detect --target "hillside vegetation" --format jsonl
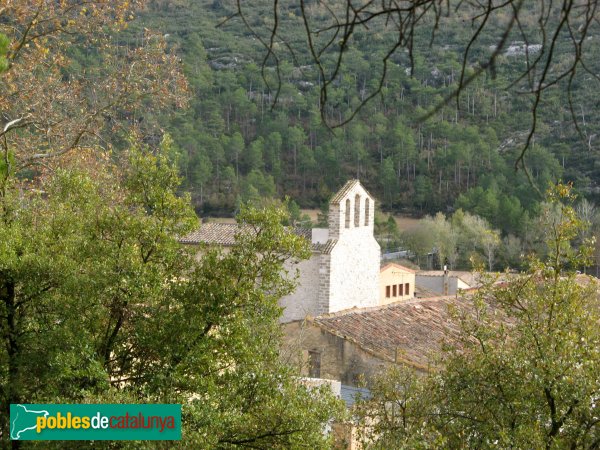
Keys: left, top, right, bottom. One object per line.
{"left": 70, "top": 0, "right": 599, "bottom": 271}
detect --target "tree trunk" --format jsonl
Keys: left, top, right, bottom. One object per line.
{"left": 3, "top": 278, "right": 22, "bottom": 448}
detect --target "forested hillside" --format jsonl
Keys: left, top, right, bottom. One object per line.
{"left": 113, "top": 1, "right": 599, "bottom": 237}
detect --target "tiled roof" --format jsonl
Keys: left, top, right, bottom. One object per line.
{"left": 180, "top": 222, "right": 318, "bottom": 249}
{"left": 312, "top": 296, "right": 484, "bottom": 371}
{"left": 312, "top": 275, "right": 598, "bottom": 371}
{"left": 381, "top": 262, "right": 416, "bottom": 274}
{"left": 179, "top": 223, "right": 241, "bottom": 245}
{"left": 315, "top": 239, "right": 338, "bottom": 254}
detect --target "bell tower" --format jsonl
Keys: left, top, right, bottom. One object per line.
{"left": 317, "top": 180, "right": 380, "bottom": 314}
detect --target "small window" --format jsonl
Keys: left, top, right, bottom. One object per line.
{"left": 365, "top": 198, "right": 370, "bottom": 225}
{"left": 386, "top": 286, "right": 391, "bottom": 298}
{"left": 308, "top": 350, "right": 321, "bottom": 378}
{"left": 392, "top": 285, "right": 397, "bottom": 297}
{"left": 354, "top": 194, "right": 361, "bottom": 227}
{"left": 399, "top": 284, "right": 403, "bottom": 296}
{"left": 345, "top": 198, "right": 351, "bottom": 228}
{"left": 405, "top": 283, "right": 409, "bottom": 296}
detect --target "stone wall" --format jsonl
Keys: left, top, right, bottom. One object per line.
{"left": 282, "top": 321, "right": 391, "bottom": 386}
{"left": 282, "top": 179, "right": 381, "bottom": 320}
{"left": 317, "top": 253, "right": 331, "bottom": 316}
{"left": 280, "top": 255, "right": 321, "bottom": 323}
{"left": 328, "top": 203, "right": 342, "bottom": 240}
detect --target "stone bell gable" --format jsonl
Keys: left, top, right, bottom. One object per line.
{"left": 317, "top": 180, "right": 380, "bottom": 315}
{"left": 181, "top": 179, "right": 381, "bottom": 323}
{"left": 327, "top": 179, "right": 376, "bottom": 239}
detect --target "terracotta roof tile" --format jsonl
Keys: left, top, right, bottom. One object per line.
{"left": 317, "top": 239, "right": 338, "bottom": 254}
{"left": 179, "top": 223, "right": 241, "bottom": 245}
{"left": 180, "top": 223, "right": 317, "bottom": 249}
{"left": 312, "top": 296, "right": 489, "bottom": 370}
{"left": 381, "top": 262, "right": 416, "bottom": 274}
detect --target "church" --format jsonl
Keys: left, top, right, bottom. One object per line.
{"left": 280, "top": 179, "right": 380, "bottom": 322}
{"left": 181, "top": 180, "right": 381, "bottom": 323}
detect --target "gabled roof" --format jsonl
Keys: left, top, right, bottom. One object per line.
{"left": 380, "top": 262, "right": 416, "bottom": 274}
{"left": 179, "top": 223, "right": 241, "bottom": 245}
{"left": 180, "top": 222, "right": 318, "bottom": 250}
{"left": 309, "top": 275, "right": 599, "bottom": 371}
{"left": 311, "top": 296, "right": 488, "bottom": 371}
{"left": 330, "top": 179, "right": 374, "bottom": 204}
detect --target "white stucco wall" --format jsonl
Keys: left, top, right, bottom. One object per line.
{"left": 380, "top": 266, "right": 415, "bottom": 304}
{"left": 327, "top": 227, "right": 380, "bottom": 313}
{"left": 321, "top": 181, "right": 381, "bottom": 313}
{"left": 311, "top": 228, "right": 329, "bottom": 244}
{"left": 282, "top": 180, "right": 381, "bottom": 320}
{"left": 279, "top": 255, "right": 321, "bottom": 323}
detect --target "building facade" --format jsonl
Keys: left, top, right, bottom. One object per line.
{"left": 181, "top": 180, "right": 381, "bottom": 323}
{"left": 379, "top": 263, "right": 415, "bottom": 305}
{"left": 282, "top": 180, "right": 381, "bottom": 321}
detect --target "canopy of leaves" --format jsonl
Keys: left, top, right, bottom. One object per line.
{"left": 355, "top": 184, "right": 600, "bottom": 449}
{"left": 0, "top": 138, "right": 344, "bottom": 448}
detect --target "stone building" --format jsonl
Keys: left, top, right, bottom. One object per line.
{"left": 281, "top": 179, "right": 381, "bottom": 322}
{"left": 282, "top": 295, "right": 466, "bottom": 385}
{"left": 181, "top": 180, "right": 381, "bottom": 322}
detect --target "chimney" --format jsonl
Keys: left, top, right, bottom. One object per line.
{"left": 443, "top": 265, "right": 449, "bottom": 295}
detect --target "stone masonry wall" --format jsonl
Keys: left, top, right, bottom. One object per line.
{"left": 328, "top": 203, "right": 341, "bottom": 240}
{"left": 282, "top": 321, "right": 391, "bottom": 386}
{"left": 316, "top": 253, "right": 331, "bottom": 317}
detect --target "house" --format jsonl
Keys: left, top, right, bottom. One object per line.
{"left": 380, "top": 263, "right": 415, "bottom": 304}
{"left": 181, "top": 180, "right": 381, "bottom": 323}
{"left": 282, "top": 295, "right": 476, "bottom": 386}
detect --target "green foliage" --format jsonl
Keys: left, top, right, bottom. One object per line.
{"left": 403, "top": 210, "right": 501, "bottom": 270}
{"left": 122, "top": 0, "right": 599, "bottom": 233}
{"left": 355, "top": 184, "right": 600, "bottom": 448}
{"left": 0, "top": 33, "right": 8, "bottom": 74}
{"left": 0, "top": 138, "right": 343, "bottom": 447}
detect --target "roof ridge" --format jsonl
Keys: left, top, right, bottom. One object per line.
{"left": 329, "top": 179, "right": 377, "bottom": 204}
{"left": 381, "top": 262, "right": 417, "bottom": 273}
{"left": 314, "top": 295, "right": 456, "bottom": 319}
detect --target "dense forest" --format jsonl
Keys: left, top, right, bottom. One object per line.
{"left": 106, "top": 1, "right": 600, "bottom": 231}
{"left": 59, "top": 0, "right": 591, "bottom": 271}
